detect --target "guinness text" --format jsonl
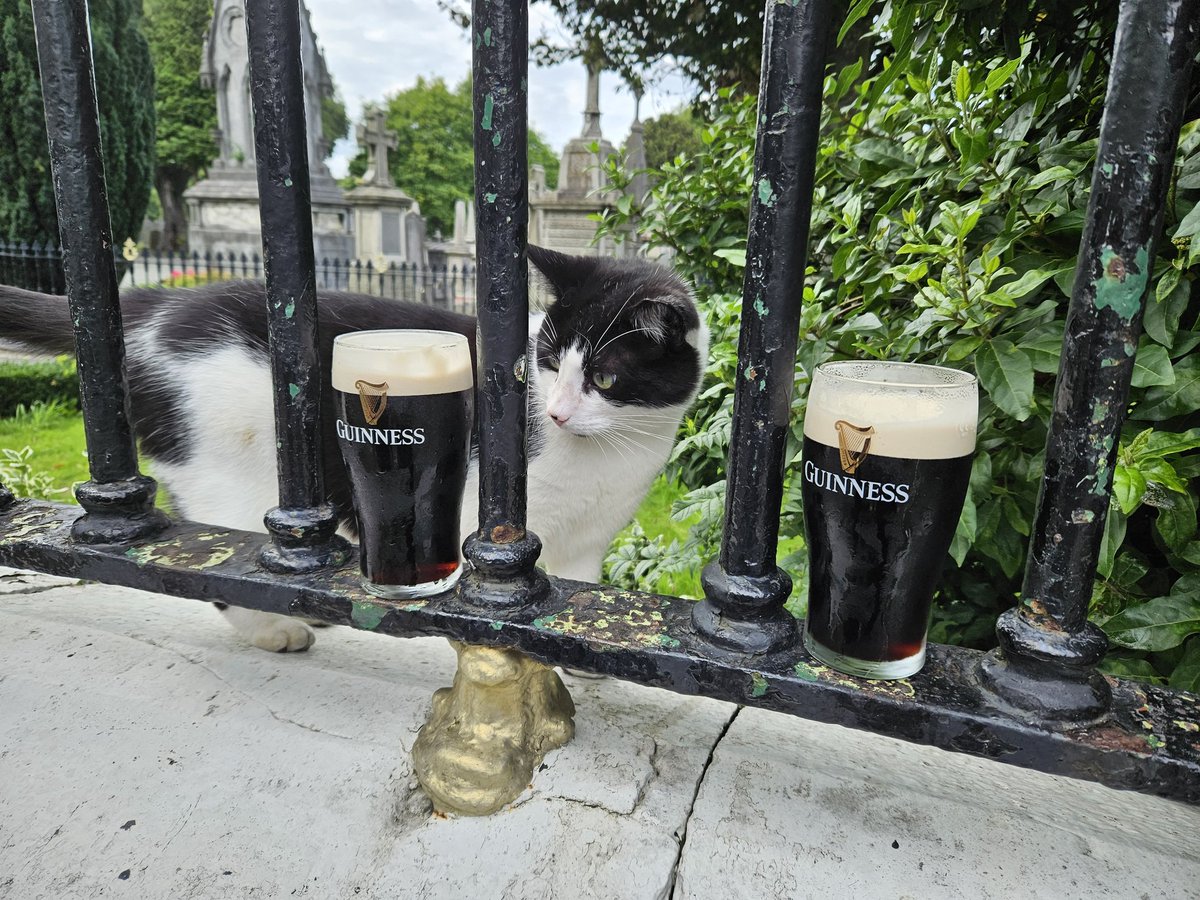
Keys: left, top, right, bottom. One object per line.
{"left": 336, "top": 419, "right": 426, "bottom": 446}
{"left": 804, "top": 459, "right": 910, "bottom": 503}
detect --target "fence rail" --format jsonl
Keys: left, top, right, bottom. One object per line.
{"left": 0, "top": 239, "right": 476, "bottom": 314}
{"left": 2, "top": 0, "right": 1198, "bottom": 816}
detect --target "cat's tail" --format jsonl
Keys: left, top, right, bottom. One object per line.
{"left": 0, "top": 285, "right": 79, "bottom": 355}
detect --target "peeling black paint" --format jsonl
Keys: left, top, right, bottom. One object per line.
{"left": 1, "top": 497, "right": 1197, "bottom": 804}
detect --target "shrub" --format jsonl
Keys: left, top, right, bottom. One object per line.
{"left": 600, "top": 11, "right": 1200, "bottom": 689}
{"left": 0, "top": 357, "right": 79, "bottom": 418}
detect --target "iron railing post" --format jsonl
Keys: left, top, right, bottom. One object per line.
{"left": 29, "top": 0, "right": 168, "bottom": 543}
{"left": 244, "top": 0, "right": 350, "bottom": 573}
{"left": 980, "top": 0, "right": 1200, "bottom": 722}
{"left": 692, "top": 0, "right": 832, "bottom": 655}
{"left": 459, "top": 0, "right": 548, "bottom": 607}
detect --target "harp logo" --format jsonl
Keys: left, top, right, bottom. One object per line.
{"left": 834, "top": 420, "right": 875, "bottom": 475}
{"left": 356, "top": 379, "right": 388, "bottom": 426}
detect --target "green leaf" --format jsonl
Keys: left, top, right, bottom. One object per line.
{"left": 713, "top": 248, "right": 746, "bottom": 267}
{"left": 983, "top": 58, "right": 1023, "bottom": 95}
{"left": 1019, "top": 333, "right": 1063, "bottom": 374}
{"left": 944, "top": 336, "right": 983, "bottom": 362}
{"left": 1134, "top": 355, "right": 1200, "bottom": 420}
{"left": 975, "top": 339, "right": 1034, "bottom": 421}
{"left": 1130, "top": 342, "right": 1175, "bottom": 388}
{"left": 990, "top": 268, "right": 1056, "bottom": 303}
{"left": 1143, "top": 276, "right": 1189, "bottom": 347}
{"left": 838, "top": 0, "right": 875, "bottom": 44}
{"left": 1169, "top": 637, "right": 1200, "bottom": 691}
{"left": 1098, "top": 507, "right": 1126, "bottom": 579}
{"left": 1173, "top": 201, "right": 1200, "bottom": 240}
{"left": 1140, "top": 458, "right": 1189, "bottom": 494}
{"left": 1157, "top": 489, "right": 1197, "bottom": 551}
{"left": 1103, "top": 593, "right": 1200, "bottom": 651}
{"left": 1098, "top": 652, "right": 1165, "bottom": 685}
{"left": 1026, "top": 166, "right": 1076, "bottom": 189}
{"left": 1112, "top": 465, "right": 1146, "bottom": 515}
{"left": 955, "top": 66, "right": 971, "bottom": 104}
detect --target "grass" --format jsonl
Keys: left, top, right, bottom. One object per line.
{"left": 0, "top": 402, "right": 89, "bottom": 498}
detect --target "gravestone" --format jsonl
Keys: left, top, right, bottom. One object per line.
{"left": 344, "top": 107, "right": 426, "bottom": 268}
{"left": 185, "top": 0, "right": 353, "bottom": 262}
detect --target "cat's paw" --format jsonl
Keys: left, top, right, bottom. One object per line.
{"left": 218, "top": 606, "right": 316, "bottom": 652}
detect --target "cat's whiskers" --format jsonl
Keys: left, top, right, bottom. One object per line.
{"left": 613, "top": 424, "right": 674, "bottom": 444}
{"left": 595, "top": 326, "right": 651, "bottom": 356}
{"left": 603, "top": 428, "right": 652, "bottom": 458}
{"left": 591, "top": 286, "right": 640, "bottom": 351}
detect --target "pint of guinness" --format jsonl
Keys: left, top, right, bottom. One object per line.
{"left": 332, "top": 330, "right": 473, "bottom": 599}
{"left": 801, "top": 361, "right": 977, "bottom": 679}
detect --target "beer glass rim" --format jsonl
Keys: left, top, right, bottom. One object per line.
{"left": 333, "top": 329, "right": 469, "bottom": 353}
{"left": 815, "top": 360, "right": 976, "bottom": 390}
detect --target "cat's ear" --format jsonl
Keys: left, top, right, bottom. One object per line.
{"left": 630, "top": 290, "right": 699, "bottom": 345}
{"left": 528, "top": 245, "right": 599, "bottom": 299}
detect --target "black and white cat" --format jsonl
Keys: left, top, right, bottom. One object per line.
{"left": 0, "top": 246, "right": 707, "bottom": 650}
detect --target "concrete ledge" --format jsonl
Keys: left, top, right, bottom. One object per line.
{"left": 1, "top": 577, "right": 1197, "bottom": 899}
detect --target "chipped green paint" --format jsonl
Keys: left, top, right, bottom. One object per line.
{"left": 485, "top": 192, "right": 498, "bottom": 204}
{"left": 753, "top": 294, "right": 767, "bottom": 317}
{"left": 481, "top": 95, "right": 495, "bottom": 131}
{"left": 1091, "top": 401, "right": 1109, "bottom": 424}
{"left": 757, "top": 178, "right": 777, "bottom": 207}
{"left": 490, "top": 621, "right": 504, "bottom": 631}
{"left": 401, "top": 600, "right": 428, "bottom": 612}
{"left": 793, "top": 661, "right": 820, "bottom": 682}
{"left": 123, "top": 539, "right": 235, "bottom": 571}
{"left": 1071, "top": 509, "right": 1096, "bottom": 524}
{"left": 743, "top": 364, "right": 758, "bottom": 382}
{"left": 283, "top": 176, "right": 293, "bottom": 188}
{"left": 532, "top": 613, "right": 562, "bottom": 630}
{"left": 1101, "top": 162, "right": 1114, "bottom": 176}
{"left": 1093, "top": 245, "right": 1150, "bottom": 320}
{"left": 751, "top": 672, "right": 769, "bottom": 698}
{"left": 351, "top": 602, "right": 387, "bottom": 630}
{"left": 1100, "top": 357, "right": 1121, "bottom": 368}
{"left": 284, "top": 300, "right": 295, "bottom": 319}
{"left": 1147, "top": 733, "right": 1166, "bottom": 750}
{"left": 492, "top": 132, "right": 501, "bottom": 148}
{"left": 483, "top": 26, "right": 492, "bottom": 46}
{"left": 288, "top": 383, "right": 300, "bottom": 399}
{"left": 1175, "top": 719, "right": 1199, "bottom": 732}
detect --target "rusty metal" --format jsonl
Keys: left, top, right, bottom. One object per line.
{"left": 980, "top": 0, "right": 1200, "bottom": 723}
{"left": 693, "top": 0, "right": 832, "bottom": 656}
{"left": 1, "top": 496, "right": 1197, "bottom": 804}
{"left": 243, "top": 0, "right": 349, "bottom": 573}
{"left": 29, "top": 0, "right": 168, "bottom": 545}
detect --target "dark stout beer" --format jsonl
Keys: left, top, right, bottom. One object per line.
{"left": 332, "top": 330, "right": 473, "bottom": 598}
{"left": 801, "top": 362, "right": 977, "bottom": 679}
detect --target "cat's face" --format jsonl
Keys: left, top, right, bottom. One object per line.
{"left": 529, "top": 247, "right": 706, "bottom": 441}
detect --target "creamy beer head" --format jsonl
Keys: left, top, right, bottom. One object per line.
{"left": 803, "top": 361, "right": 977, "bottom": 460}
{"left": 332, "top": 329, "right": 472, "bottom": 396}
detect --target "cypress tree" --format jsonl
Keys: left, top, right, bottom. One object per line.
{"left": 0, "top": 0, "right": 156, "bottom": 248}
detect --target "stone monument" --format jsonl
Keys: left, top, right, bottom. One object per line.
{"left": 528, "top": 62, "right": 635, "bottom": 257}
{"left": 344, "top": 108, "right": 426, "bottom": 267}
{"left": 185, "top": 0, "right": 353, "bottom": 261}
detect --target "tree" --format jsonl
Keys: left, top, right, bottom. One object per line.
{"left": 640, "top": 107, "right": 703, "bottom": 171}
{"left": 349, "top": 74, "right": 560, "bottom": 237}
{"left": 0, "top": 0, "right": 156, "bottom": 248}
{"left": 144, "top": 0, "right": 217, "bottom": 249}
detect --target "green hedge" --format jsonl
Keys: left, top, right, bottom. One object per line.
{"left": 0, "top": 358, "right": 79, "bottom": 418}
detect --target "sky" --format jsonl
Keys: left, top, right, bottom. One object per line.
{"left": 303, "top": 0, "right": 695, "bottom": 178}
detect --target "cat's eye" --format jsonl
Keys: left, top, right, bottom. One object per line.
{"left": 592, "top": 372, "right": 616, "bottom": 390}
{"left": 546, "top": 357, "right": 560, "bottom": 371}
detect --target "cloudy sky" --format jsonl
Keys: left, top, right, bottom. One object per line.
{"left": 304, "top": 0, "right": 695, "bottom": 178}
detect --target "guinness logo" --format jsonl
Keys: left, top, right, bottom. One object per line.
{"left": 356, "top": 379, "right": 389, "bottom": 426}
{"left": 835, "top": 420, "right": 875, "bottom": 474}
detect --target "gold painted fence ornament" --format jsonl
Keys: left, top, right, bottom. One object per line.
{"left": 413, "top": 641, "right": 575, "bottom": 816}
{"left": 121, "top": 238, "right": 139, "bottom": 261}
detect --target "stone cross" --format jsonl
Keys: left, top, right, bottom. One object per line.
{"left": 357, "top": 107, "right": 397, "bottom": 187}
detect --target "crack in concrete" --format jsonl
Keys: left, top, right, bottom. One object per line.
{"left": 666, "top": 705, "right": 741, "bottom": 900}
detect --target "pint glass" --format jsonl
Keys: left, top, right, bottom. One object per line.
{"left": 801, "top": 361, "right": 977, "bottom": 679}
{"left": 332, "top": 330, "right": 473, "bottom": 599}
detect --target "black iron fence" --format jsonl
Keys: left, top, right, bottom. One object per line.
{"left": 0, "top": 238, "right": 476, "bottom": 314}
{"left": 1, "top": 0, "right": 1198, "bottom": 810}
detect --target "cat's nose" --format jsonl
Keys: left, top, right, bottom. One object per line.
{"left": 549, "top": 412, "right": 570, "bottom": 427}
